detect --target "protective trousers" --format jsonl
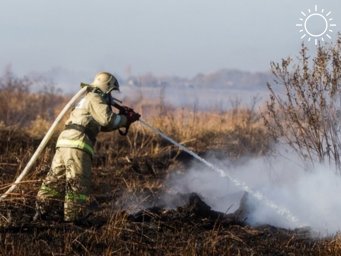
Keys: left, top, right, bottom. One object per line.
{"left": 36, "top": 147, "right": 92, "bottom": 222}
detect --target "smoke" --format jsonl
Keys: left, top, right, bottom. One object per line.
{"left": 163, "top": 150, "right": 341, "bottom": 236}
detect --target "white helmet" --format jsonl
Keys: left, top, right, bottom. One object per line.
{"left": 91, "top": 72, "right": 119, "bottom": 93}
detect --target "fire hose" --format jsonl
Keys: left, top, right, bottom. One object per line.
{"left": 0, "top": 88, "right": 304, "bottom": 227}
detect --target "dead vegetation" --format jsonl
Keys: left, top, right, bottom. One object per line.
{"left": 264, "top": 35, "right": 341, "bottom": 172}
{"left": 1, "top": 66, "right": 341, "bottom": 255}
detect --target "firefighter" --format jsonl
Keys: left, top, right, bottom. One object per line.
{"left": 34, "top": 71, "right": 140, "bottom": 224}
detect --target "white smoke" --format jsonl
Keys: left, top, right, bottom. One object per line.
{"left": 164, "top": 149, "right": 341, "bottom": 236}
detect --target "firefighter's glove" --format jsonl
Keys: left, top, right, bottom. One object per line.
{"left": 125, "top": 109, "right": 141, "bottom": 125}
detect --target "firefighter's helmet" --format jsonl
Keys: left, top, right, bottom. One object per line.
{"left": 91, "top": 72, "right": 119, "bottom": 93}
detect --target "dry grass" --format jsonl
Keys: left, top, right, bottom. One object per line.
{"left": 2, "top": 73, "right": 340, "bottom": 255}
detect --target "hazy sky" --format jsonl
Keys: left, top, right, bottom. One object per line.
{"left": 0, "top": 0, "right": 340, "bottom": 81}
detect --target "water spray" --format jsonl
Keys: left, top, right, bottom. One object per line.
{"left": 139, "top": 118, "right": 305, "bottom": 228}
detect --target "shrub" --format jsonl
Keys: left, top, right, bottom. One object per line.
{"left": 264, "top": 34, "right": 341, "bottom": 171}
{"left": 0, "top": 68, "right": 65, "bottom": 131}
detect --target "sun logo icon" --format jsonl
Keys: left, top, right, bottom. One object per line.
{"left": 296, "top": 5, "right": 336, "bottom": 45}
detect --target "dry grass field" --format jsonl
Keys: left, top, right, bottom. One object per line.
{"left": 1, "top": 77, "right": 341, "bottom": 255}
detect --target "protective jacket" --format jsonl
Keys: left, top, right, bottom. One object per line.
{"left": 56, "top": 90, "right": 126, "bottom": 155}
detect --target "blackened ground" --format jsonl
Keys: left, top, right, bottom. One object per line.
{"left": 0, "top": 193, "right": 328, "bottom": 255}
{"left": 1, "top": 129, "right": 341, "bottom": 255}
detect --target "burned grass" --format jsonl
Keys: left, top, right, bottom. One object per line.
{"left": 0, "top": 192, "right": 337, "bottom": 255}
{"left": 1, "top": 102, "right": 341, "bottom": 256}
{"left": 1, "top": 128, "right": 341, "bottom": 255}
